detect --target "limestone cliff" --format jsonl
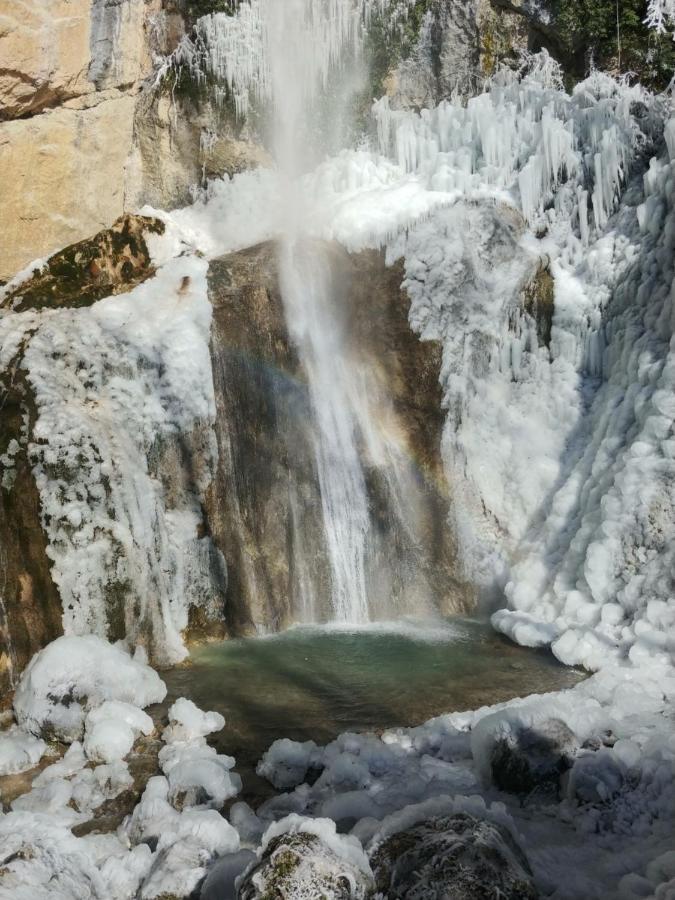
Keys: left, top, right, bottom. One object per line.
{"left": 0, "top": 0, "right": 265, "bottom": 282}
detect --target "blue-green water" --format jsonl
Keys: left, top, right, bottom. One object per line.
{"left": 164, "top": 618, "right": 583, "bottom": 801}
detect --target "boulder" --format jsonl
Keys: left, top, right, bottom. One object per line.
{"left": 370, "top": 812, "right": 538, "bottom": 899}
{"left": 489, "top": 717, "right": 579, "bottom": 797}
{"left": 239, "top": 825, "right": 373, "bottom": 900}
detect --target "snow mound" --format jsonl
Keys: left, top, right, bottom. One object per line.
{"left": 163, "top": 697, "right": 225, "bottom": 743}
{"left": 84, "top": 701, "right": 154, "bottom": 764}
{"left": 0, "top": 726, "right": 46, "bottom": 776}
{"left": 157, "top": 697, "right": 240, "bottom": 811}
{"left": 13, "top": 636, "right": 166, "bottom": 742}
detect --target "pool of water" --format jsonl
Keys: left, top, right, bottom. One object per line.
{"left": 163, "top": 617, "right": 584, "bottom": 803}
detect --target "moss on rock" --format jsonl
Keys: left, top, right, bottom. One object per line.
{"left": 1, "top": 215, "right": 165, "bottom": 313}
{"left": 522, "top": 259, "right": 555, "bottom": 349}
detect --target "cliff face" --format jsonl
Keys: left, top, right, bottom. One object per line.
{"left": 0, "top": 0, "right": 265, "bottom": 283}
{"left": 0, "top": 0, "right": 160, "bottom": 281}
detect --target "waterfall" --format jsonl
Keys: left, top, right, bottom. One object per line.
{"left": 279, "top": 245, "right": 370, "bottom": 623}
{"left": 264, "top": 0, "right": 376, "bottom": 622}
{"left": 173, "top": 0, "right": 462, "bottom": 625}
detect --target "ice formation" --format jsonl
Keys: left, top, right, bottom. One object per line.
{"left": 160, "top": 0, "right": 415, "bottom": 120}
{"left": 157, "top": 698, "right": 241, "bottom": 811}
{"left": 143, "top": 49, "right": 675, "bottom": 657}
{"left": 0, "top": 255, "right": 220, "bottom": 664}
{"left": 0, "top": 726, "right": 46, "bottom": 777}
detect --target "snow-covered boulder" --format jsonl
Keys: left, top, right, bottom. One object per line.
{"left": 472, "top": 712, "right": 580, "bottom": 796}
{"left": 239, "top": 815, "right": 373, "bottom": 900}
{"left": 83, "top": 701, "right": 154, "bottom": 764}
{"left": 0, "top": 810, "right": 106, "bottom": 898}
{"left": 139, "top": 809, "right": 240, "bottom": 900}
{"left": 159, "top": 697, "right": 240, "bottom": 812}
{"left": 563, "top": 749, "right": 627, "bottom": 805}
{"left": 162, "top": 698, "right": 225, "bottom": 744}
{"left": 13, "top": 636, "right": 166, "bottom": 742}
{"left": 256, "top": 738, "right": 321, "bottom": 790}
{"left": 368, "top": 811, "right": 538, "bottom": 900}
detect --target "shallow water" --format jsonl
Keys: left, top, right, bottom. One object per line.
{"left": 163, "top": 617, "right": 584, "bottom": 804}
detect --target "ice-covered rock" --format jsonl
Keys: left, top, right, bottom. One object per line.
{"left": 159, "top": 697, "right": 240, "bottom": 811}
{"left": 563, "top": 749, "right": 627, "bottom": 805}
{"left": 257, "top": 738, "right": 321, "bottom": 790}
{"left": 369, "top": 811, "right": 538, "bottom": 900}
{"left": 0, "top": 810, "right": 106, "bottom": 899}
{"left": 163, "top": 698, "right": 225, "bottom": 744}
{"left": 164, "top": 745, "right": 242, "bottom": 811}
{"left": 239, "top": 815, "right": 373, "bottom": 900}
{"left": 11, "top": 740, "right": 134, "bottom": 828}
{"left": 139, "top": 809, "right": 240, "bottom": 900}
{"left": 13, "top": 636, "right": 166, "bottom": 742}
{"left": 485, "top": 717, "right": 580, "bottom": 796}
{"left": 84, "top": 701, "right": 154, "bottom": 764}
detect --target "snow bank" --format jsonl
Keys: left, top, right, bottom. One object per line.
{"left": 13, "top": 636, "right": 166, "bottom": 742}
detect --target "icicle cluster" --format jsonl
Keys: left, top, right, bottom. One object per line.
{"left": 157, "top": 0, "right": 415, "bottom": 118}
{"left": 374, "top": 56, "right": 660, "bottom": 239}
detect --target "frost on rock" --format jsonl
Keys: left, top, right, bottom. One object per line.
{"left": 374, "top": 64, "right": 674, "bottom": 671}
{"left": 369, "top": 811, "right": 537, "bottom": 900}
{"left": 257, "top": 738, "right": 321, "bottom": 790}
{"left": 13, "top": 635, "right": 166, "bottom": 742}
{"left": 0, "top": 254, "right": 221, "bottom": 664}
{"left": 239, "top": 815, "right": 374, "bottom": 900}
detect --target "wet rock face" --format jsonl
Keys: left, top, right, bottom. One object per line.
{"left": 206, "top": 243, "right": 332, "bottom": 632}
{"left": 239, "top": 832, "right": 373, "bottom": 900}
{"left": 0, "top": 363, "right": 62, "bottom": 704}
{"left": 491, "top": 718, "right": 580, "bottom": 797}
{"left": 206, "top": 241, "right": 470, "bottom": 633}
{"left": 370, "top": 813, "right": 539, "bottom": 900}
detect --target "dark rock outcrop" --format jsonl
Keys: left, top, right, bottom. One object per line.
{"left": 0, "top": 360, "right": 62, "bottom": 704}
{"left": 491, "top": 718, "right": 580, "bottom": 796}
{"left": 370, "top": 812, "right": 539, "bottom": 899}
{"left": 205, "top": 241, "right": 470, "bottom": 633}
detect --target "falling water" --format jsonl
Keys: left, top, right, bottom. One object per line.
{"left": 264, "top": 0, "right": 377, "bottom": 623}
{"left": 278, "top": 245, "right": 370, "bottom": 623}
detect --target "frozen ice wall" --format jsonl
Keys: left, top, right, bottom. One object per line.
{"left": 375, "top": 59, "right": 674, "bottom": 669}
{"left": 0, "top": 257, "right": 224, "bottom": 664}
